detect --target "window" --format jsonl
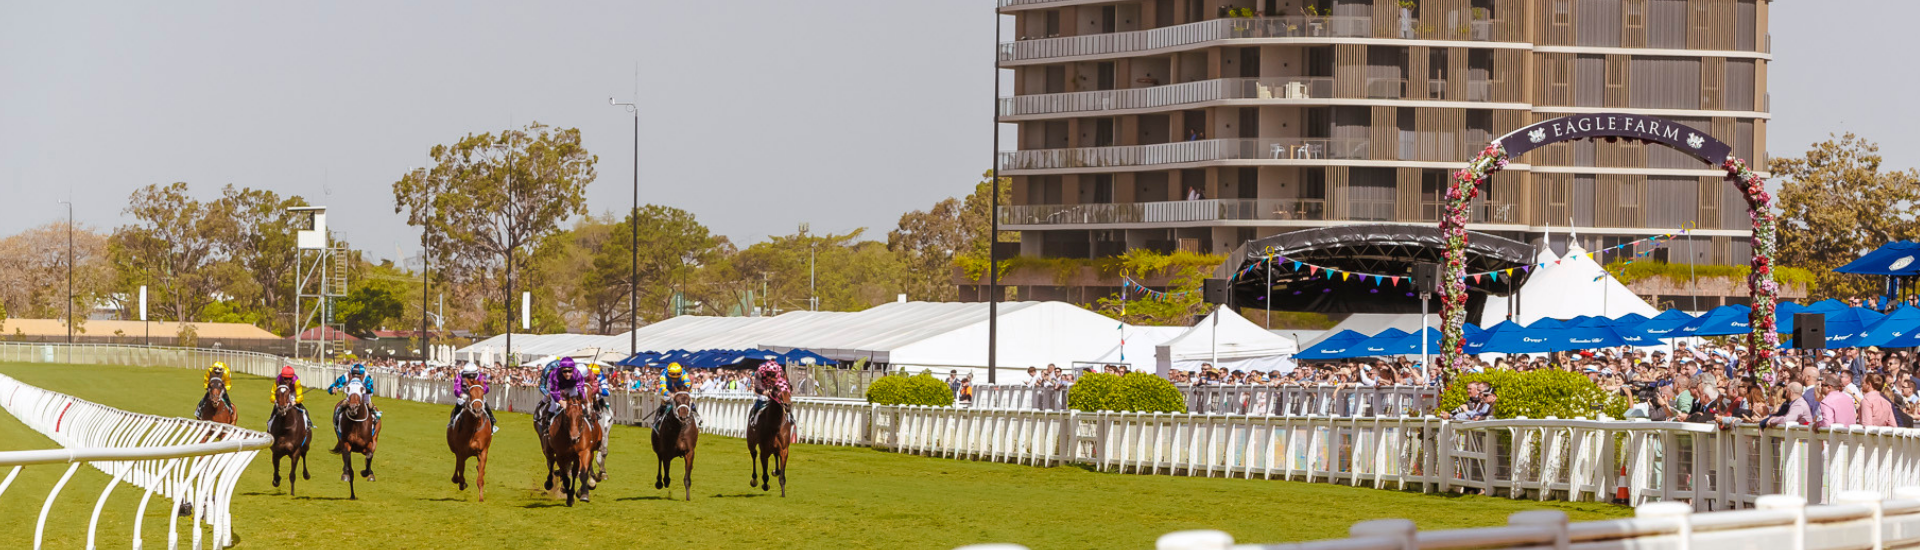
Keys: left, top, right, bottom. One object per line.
{"left": 1465, "top": 110, "right": 1493, "bottom": 147}
{"left": 1468, "top": 50, "right": 1492, "bottom": 101}
{"left": 1397, "top": 107, "right": 1416, "bottom": 160}
{"left": 1645, "top": 176, "right": 1698, "bottom": 228}
{"left": 1575, "top": 0, "right": 1622, "bottom": 47}
{"left": 1647, "top": 0, "right": 1687, "bottom": 48}
{"left": 1629, "top": 56, "right": 1700, "bottom": 109}
{"left": 1736, "top": 0, "right": 1758, "bottom": 51}
{"left": 1348, "top": 168, "right": 1396, "bottom": 221}
{"left": 1726, "top": 60, "right": 1756, "bottom": 111}
{"left": 1573, "top": 55, "right": 1604, "bottom": 107}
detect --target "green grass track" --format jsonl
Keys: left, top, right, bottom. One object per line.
{"left": 0, "top": 363, "right": 1628, "bottom": 549}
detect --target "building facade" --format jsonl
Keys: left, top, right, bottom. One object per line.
{"left": 989, "top": 0, "right": 1770, "bottom": 304}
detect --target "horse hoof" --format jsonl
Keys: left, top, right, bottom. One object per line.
{"left": 341, "top": 474, "right": 350, "bottom": 482}
{"left": 273, "top": 477, "right": 281, "bottom": 488}
{"left": 762, "top": 484, "right": 770, "bottom": 492}
{"left": 545, "top": 480, "right": 555, "bottom": 490}
{"left": 655, "top": 481, "right": 664, "bottom": 490}
{"left": 302, "top": 471, "right": 311, "bottom": 481}
{"left": 459, "top": 481, "right": 468, "bottom": 491}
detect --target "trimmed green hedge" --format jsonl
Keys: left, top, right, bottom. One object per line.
{"left": 1436, "top": 370, "right": 1627, "bottom": 420}
{"left": 866, "top": 373, "right": 955, "bottom": 407}
{"left": 1070, "top": 372, "right": 1186, "bottom": 413}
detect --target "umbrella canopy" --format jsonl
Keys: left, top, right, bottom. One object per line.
{"left": 1834, "top": 241, "right": 1920, "bottom": 276}
{"left": 1295, "top": 329, "right": 1373, "bottom": 360}
{"left": 1676, "top": 305, "right": 1752, "bottom": 337}
{"left": 1373, "top": 325, "right": 1485, "bottom": 356}
{"left": 1804, "top": 299, "right": 1850, "bottom": 313}
{"left": 1822, "top": 307, "right": 1889, "bottom": 348}
{"left": 779, "top": 348, "right": 839, "bottom": 366}
{"left": 1526, "top": 318, "right": 1568, "bottom": 331}
{"left": 1611, "top": 313, "right": 1651, "bottom": 327}
{"left": 1345, "top": 328, "right": 1411, "bottom": 358}
{"left": 1853, "top": 305, "right": 1920, "bottom": 348}
{"left": 1635, "top": 309, "right": 1698, "bottom": 336}
{"left": 1552, "top": 316, "right": 1662, "bottom": 351}
{"left": 1469, "top": 320, "right": 1557, "bottom": 354}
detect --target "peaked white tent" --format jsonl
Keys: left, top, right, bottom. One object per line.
{"left": 1084, "top": 326, "right": 1186, "bottom": 373}
{"left": 1480, "top": 242, "right": 1657, "bottom": 326}
{"left": 1155, "top": 306, "right": 1299, "bottom": 373}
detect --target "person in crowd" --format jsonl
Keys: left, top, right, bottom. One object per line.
{"left": 1821, "top": 372, "right": 1859, "bottom": 426}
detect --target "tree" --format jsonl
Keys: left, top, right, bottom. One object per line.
{"left": 113, "top": 183, "right": 224, "bottom": 322}
{"left": 0, "top": 222, "right": 113, "bottom": 325}
{"left": 1095, "top": 266, "right": 1209, "bottom": 326}
{"left": 891, "top": 170, "right": 1017, "bottom": 300}
{"left": 335, "top": 286, "right": 405, "bottom": 337}
{"left": 736, "top": 228, "right": 905, "bottom": 314}
{"left": 1772, "top": 134, "right": 1920, "bottom": 299}
{"left": 392, "top": 123, "right": 597, "bottom": 335}
{"left": 587, "top": 206, "right": 728, "bottom": 325}
{"left": 204, "top": 185, "right": 309, "bottom": 333}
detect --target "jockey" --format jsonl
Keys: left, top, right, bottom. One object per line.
{"left": 448, "top": 363, "right": 499, "bottom": 431}
{"left": 327, "top": 364, "right": 381, "bottom": 438}
{"left": 197, "top": 361, "right": 234, "bottom": 415}
{"left": 587, "top": 363, "right": 612, "bottom": 404}
{"left": 653, "top": 362, "right": 694, "bottom": 425}
{"left": 748, "top": 361, "right": 792, "bottom": 423}
{"left": 535, "top": 357, "right": 584, "bottom": 432}
{"left": 266, "top": 365, "right": 311, "bottom": 428}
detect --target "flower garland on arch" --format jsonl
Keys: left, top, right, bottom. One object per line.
{"left": 1725, "top": 157, "right": 1780, "bottom": 371}
{"left": 1438, "top": 143, "right": 1509, "bottom": 372}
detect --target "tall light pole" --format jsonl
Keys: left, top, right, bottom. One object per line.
{"left": 987, "top": 7, "right": 1002, "bottom": 384}
{"left": 60, "top": 201, "right": 73, "bottom": 351}
{"left": 494, "top": 137, "right": 516, "bottom": 366}
{"left": 416, "top": 167, "right": 432, "bottom": 364}
{"left": 610, "top": 97, "right": 639, "bottom": 357}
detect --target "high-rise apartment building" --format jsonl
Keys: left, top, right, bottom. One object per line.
{"left": 990, "top": 0, "right": 1769, "bottom": 304}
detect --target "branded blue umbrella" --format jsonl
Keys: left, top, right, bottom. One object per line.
{"left": 1344, "top": 328, "right": 1412, "bottom": 358}
{"left": 1296, "top": 329, "right": 1372, "bottom": 360}
{"left": 1611, "top": 312, "right": 1651, "bottom": 327}
{"left": 1821, "top": 307, "right": 1888, "bottom": 348}
{"left": 1371, "top": 325, "right": 1486, "bottom": 356}
{"left": 1853, "top": 305, "right": 1920, "bottom": 348}
{"left": 1552, "top": 316, "right": 1663, "bottom": 351}
{"left": 1675, "top": 304, "right": 1752, "bottom": 337}
{"left": 1526, "top": 318, "right": 1568, "bottom": 331}
{"left": 1805, "top": 299, "right": 1850, "bottom": 313}
{"left": 1470, "top": 320, "right": 1557, "bottom": 354}
{"left": 779, "top": 348, "right": 839, "bottom": 366}
{"left": 1634, "top": 309, "right": 1697, "bottom": 336}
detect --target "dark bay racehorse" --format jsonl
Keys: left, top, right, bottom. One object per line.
{"left": 589, "top": 396, "right": 614, "bottom": 489}
{"left": 268, "top": 384, "right": 311, "bottom": 496}
{"left": 331, "top": 391, "right": 380, "bottom": 499}
{"left": 448, "top": 382, "right": 494, "bottom": 502}
{"left": 544, "top": 397, "right": 597, "bottom": 506}
{"left": 652, "top": 391, "right": 699, "bottom": 501}
{"left": 197, "top": 376, "right": 237, "bottom": 425}
{"left": 746, "top": 391, "right": 793, "bottom": 497}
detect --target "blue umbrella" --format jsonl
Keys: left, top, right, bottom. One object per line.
{"left": 1470, "top": 320, "right": 1557, "bottom": 354}
{"left": 1371, "top": 325, "right": 1486, "bottom": 356}
{"left": 1805, "top": 299, "right": 1850, "bottom": 313}
{"left": 1823, "top": 307, "right": 1888, "bottom": 348}
{"left": 1853, "top": 305, "right": 1920, "bottom": 348}
{"left": 1611, "top": 312, "right": 1651, "bottom": 327}
{"left": 1553, "top": 316, "right": 1663, "bottom": 351}
{"left": 1676, "top": 305, "right": 1752, "bottom": 337}
{"left": 1526, "top": 318, "right": 1568, "bottom": 331}
{"left": 1295, "top": 330, "right": 1372, "bottom": 360}
{"left": 1773, "top": 301, "right": 1814, "bottom": 333}
{"left": 779, "top": 348, "right": 838, "bottom": 366}
{"left": 1635, "top": 309, "right": 1697, "bottom": 336}
{"left": 1344, "top": 328, "right": 1411, "bottom": 358}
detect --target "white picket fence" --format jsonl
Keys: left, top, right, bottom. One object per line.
{"left": 0, "top": 373, "right": 268, "bottom": 549}
{"left": 969, "top": 384, "right": 1439, "bottom": 418}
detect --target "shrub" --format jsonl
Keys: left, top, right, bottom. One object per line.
{"left": 1101, "top": 373, "right": 1186, "bottom": 413}
{"left": 866, "top": 373, "right": 954, "bottom": 407}
{"left": 1435, "top": 370, "right": 1627, "bottom": 420}
{"left": 1068, "top": 372, "right": 1119, "bottom": 411}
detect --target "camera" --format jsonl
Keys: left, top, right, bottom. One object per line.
{"left": 1630, "top": 382, "right": 1660, "bottom": 403}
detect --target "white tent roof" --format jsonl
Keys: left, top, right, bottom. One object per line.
{"left": 1480, "top": 242, "right": 1657, "bottom": 326}
{"left": 1085, "top": 326, "right": 1186, "bottom": 372}
{"left": 1156, "top": 306, "right": 1299, "bottom": 371}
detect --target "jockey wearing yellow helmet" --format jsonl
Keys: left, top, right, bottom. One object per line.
{"left": 196, "top": 361, "right": 234, "bottom": 416}
{"left": 654, "top": 363, "right": 694, "bottom": 424}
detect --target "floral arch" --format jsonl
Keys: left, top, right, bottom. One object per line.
{"left": 1440, "top": 113, "right": 1777, "bottom": 372}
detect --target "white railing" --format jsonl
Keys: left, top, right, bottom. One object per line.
{"left": 0, "top": 373, "right": 267, "bottom": 549}
{"left": 997, "top": 76, "right": 1338, "bottom": 118}
{"left": 975, "top": 492, "right": 1920, "bottom": 550}
{"left": 999, "top": 16, "right": 1376, "bottom": 63}
{"left": 999, "top": 198, "right": 1331, "bottom": 226}
{"left": 1179, "top": 384, "right": 1439, "bottom": 417}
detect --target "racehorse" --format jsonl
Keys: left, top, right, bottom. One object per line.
{"left": 447, "top": 381, "right": 493, "bottom": 502}
{"left": 197, "top": 375, "right": 237, "bottom": 425}
{"left": 587, "top": 395, "right": 614, "bottom": 489}
{"left": 331, "top": 389, "right": 381, "bottom": 500}
{"left": 652, "top": 391, "right": 699, "bottom": 501}
{"left": 268, "top": 383, "right": 311, "bottom": 496}
{"left": 746, "top": 390, "right": 793, "bottom": 497}
{"left": 543, "top": 397, "right": 597, "bottom": 506}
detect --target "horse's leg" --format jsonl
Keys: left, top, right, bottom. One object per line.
{"left": 342, "top": 451, "right": 356, "bottom": 500}
{"left": 544, "top": 452, "right": 556, "bottom": 491}
{"left": 362, "top": 450, "right": 376, "bottom": 482}
{"left": 453, "top": 453, "right": 468, "bottom": 491}
{"left": 299, "top": 442, "right": 310, "bottom": 480}
{"left": 288, "top": 450, "right": 299, "bottom": 497}
{"left": 758, "top": 445, "right": 771, "bottom": 492}
{"left": 476, "top": 447, "right": 488, "bottom": 503}
{"left": 748, "top": 435, "right": 760, "bottom": 488}
{"left": 777, "top": 440, "right": 789, "bottom": 498}
{"left": 683, "top": 449, "right": 695, "bottom": 501}
{"left": 272, "top": 450, "right": 283, "bottom": 488}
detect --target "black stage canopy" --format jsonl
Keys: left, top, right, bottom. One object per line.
{"left": 1218, "top": 224, "right": 1536, "bottom": 315}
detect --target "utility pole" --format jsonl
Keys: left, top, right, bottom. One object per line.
{"left": 417, "top": 167, "right": 432, "bottom": 364}
{"left": 61, "top": 200, "right": 73, "bottom": 358}
{"left": 987, "top": 6, "right": 1002, "bottom": 384}
{"left": 611, "top": 95, "right": 640, "bottom": 356}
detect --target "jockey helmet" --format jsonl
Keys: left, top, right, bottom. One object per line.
{"left": 559, "top": 357, "right": 576, "bottom": 369}
{"left": 211, "top": 361, "right": 228, "bottom": 372}
{"left": 461, "top": 363, "right": 480, "bottom": 376}
{"left": 589, "top": 363, "right": 602, "bottom": 375}
{"left": 279, "top": 365, "right": 296, "bottom": 378}
{"left": 667, "top": 363, "right": 684, "bottom": 375}
{"left": 351, "top": 363, "right": 366, "bottom": 375}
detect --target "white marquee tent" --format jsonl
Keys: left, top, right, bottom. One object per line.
{"left": 1480, "top": 242, "right": 1658, "bottom": 327}
{"left": 1083, "top": 326, "right": 1186, "bottom": 373}
{"left": 1155, "top": 306, "right": 1299, "bottom": 374}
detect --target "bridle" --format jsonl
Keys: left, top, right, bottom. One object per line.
{"left": 671, "top": 391, "right": 693, "bottom": 422}
{"left": 275, "top": 385, "right": 295, "bottom": 415}
{"left": 465, "top": 383, "right": 486, "bottom": 415}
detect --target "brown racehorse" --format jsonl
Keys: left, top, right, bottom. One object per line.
{"left": 652, "top": 391, "right": 699, "bottom": 501}
{"left": 543, "top": 397, "right": 597, "bottom": 506}
{"left": 746, "top": 391, "right": 793, "bottom": 497}
{"left": 448, "top": 382, "right": 493, "bottom": 502}
{"left": 331, "top": 391, "right": 380, "bottom": 500}
{"left": 268, "top": 383, "right": 311, "bottom": 496}
{"left": 197, "top": 376, "right": 237, "bottom": 425}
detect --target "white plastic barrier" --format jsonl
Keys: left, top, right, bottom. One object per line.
{"left": 969, "top": 384, "right": 1439, "bottom": 417}
{"left": 0, "top": 373, "right": 268, "bottom": 549}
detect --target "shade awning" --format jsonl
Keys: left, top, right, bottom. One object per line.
{"left": 1835, "top": 241, "right": 1920, "bottom": 276}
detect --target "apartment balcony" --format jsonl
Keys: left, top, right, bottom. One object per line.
{"left": 1000, "top": 16, "right": 1373, "bottom": 63}
{"left": 999, "top": 137, "right": 1370, "bottom": 172}
{"left": 999, "top": 77, "right": 1335, "bottom": 118}
{"left": 1000, "top": 198, "right": 1330, "bottom": 226}
{"left": 1418, "top": 201, "right": 1521, "bottom": 224}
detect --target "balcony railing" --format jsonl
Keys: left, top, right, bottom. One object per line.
{"left": 1000, "top": 16, "right": 1373, "bottom": 62}
{"left": 1000, "top": 198, "right": 1330, "bottom": 226}
{"left": 998, "top": 76, "right": 1336, "bottom": 117}
{"left": 1419, "top": 201, "right": 1521, "bottom": 224}
{"left": 999, "top": 137, "right": 1371, "bottom": 171}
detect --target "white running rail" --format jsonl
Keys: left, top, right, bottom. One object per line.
{"left": 0, "top": 373, "right": 268, "bottom": 550}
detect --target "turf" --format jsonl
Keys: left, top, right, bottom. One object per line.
{"left": 0, "top": 363, "right": 1630, "bottom": 549}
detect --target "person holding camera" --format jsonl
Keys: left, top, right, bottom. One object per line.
{"left": 1451, "top": 382, "right": 1494, "bottom": 421}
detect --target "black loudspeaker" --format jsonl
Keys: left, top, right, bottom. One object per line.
{"left": 1794, "top": 312, "right": 1827, "bottom": 350}
{"left": 1203, "top": 278, "right": 1230, "bottom": 305}
{"left": 1412, "top": 263, "right": 1442, "bottom": 295}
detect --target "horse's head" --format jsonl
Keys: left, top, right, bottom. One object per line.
{"left": 274, "top": 384, "right": 294, "bottom": 413}
{"left": 671, "top": 391, "right": 694, "bottom": 422}
{"left": 465, "top": 383, "right": 487, "bottom": 415}
{"left": 346, "top": 392, "right": 365, "bottom": 413}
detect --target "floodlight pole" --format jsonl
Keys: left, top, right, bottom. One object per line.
{"left": 987, "top": 7, "right": 1001, "bottom": 384}
{"left": 611, "top": 97, "right": 640, "bottom": 356}
{"left": 62, "top": 200, "right": 73, "bottom": 361}
{"left": 418, "top": 167, "right": 431, "bottom": 364}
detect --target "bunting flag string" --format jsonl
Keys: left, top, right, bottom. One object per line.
{"left": 1227, "top": 225, "right": 1694, "bottom": 288}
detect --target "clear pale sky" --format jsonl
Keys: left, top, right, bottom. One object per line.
{"left": 0, "top": 1, "right": 1909, "bottom": 261}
